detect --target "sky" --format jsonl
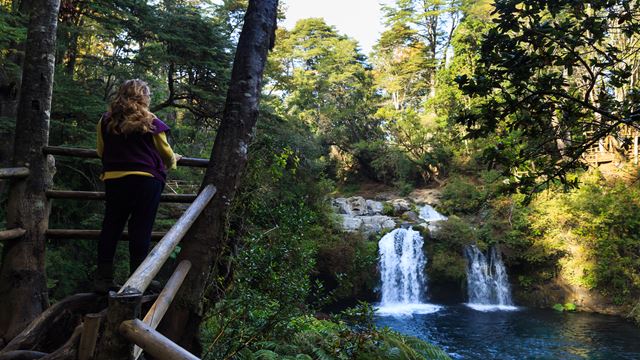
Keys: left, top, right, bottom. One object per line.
{"left": 280, "top": 0, "right": 395, "bottom": 55}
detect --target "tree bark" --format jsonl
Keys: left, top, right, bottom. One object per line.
{"left": 158, "top": 0, "right": 278, "bottom": 354}
{"left": 0, "top": 0, "right": 60, "bottom": 343}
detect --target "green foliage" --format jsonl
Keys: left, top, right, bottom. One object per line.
{"left": 455, "top": 0, "right": 640, "bottom": 194}
{"left": 206, "top": 305, "right": 450, "bottom": 360}
{"left": 440, "top": 177, "right": 483, "bottom": 214}
{"left": 315, "top": 233, "right": 379, "bottom": 301}
{"left": 553, "top": 303, "right": 577, "bottom": 312}
{"left": 382, "top": 202, "right": 395, "bottom": 216}
{"left": 428, "top": 248, "right": 467, "bottom": 284}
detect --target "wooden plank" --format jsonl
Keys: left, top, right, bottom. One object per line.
{"left": 133, "top": 260, "right": 192, "bottom": 360}
{"left": 0, "top": 167, "right": 30, "bottom": 179}
{"left": 43, "top": 146, "right": 209, "bottom": 167}
{"left": 46, "top": 190, "right": 197, "bottom": 203}
{"left": 120, "top": 319, "right": 199, "bottom": 360}
{"left": 118, "top": 185, "right": 216, "bottom": 295}
{"left": 46, "top": 229, "right": 166, "bottom": 241}
{"left": 0, "top": 228, "right": 26, "bottom": 241}
{"left": 78, "top": 313, "right": 102, "bottom": 360}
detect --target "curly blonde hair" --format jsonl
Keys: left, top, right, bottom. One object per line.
{"left": 106, "top": 79, "right": 155, "bottom": 135}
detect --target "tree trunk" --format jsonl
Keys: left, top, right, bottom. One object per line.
{"left": 158, "top": 0, "right": 278, "bottom": 354}
{"left": 0, "top": 0, "right": 60, "bottom": 344}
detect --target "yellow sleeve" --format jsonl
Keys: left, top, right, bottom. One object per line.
{"left": 152, "top": 132, "right": 177, "bottom": 170}
{"left": 96, "top": 119, "right": 104, "bottom": 158}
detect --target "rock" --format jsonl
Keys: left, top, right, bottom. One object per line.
{"left": 347, "top": 196, "right": 368, "bottom": 216}
{"left": 332, "top": 198, "right": 350, "bottom": 214}
{"left": 360, "top": 215, "right": 396, "bottom": 235}
{"left": 401, "top": 211, "right": 420, "bottom": 222}
{"left": 366, "top": 200, "right": 384, "bottom": 215}
{"left": 382, "top": 219, "right": 396, "bottom": 230}
{"left": 340, "top": 214, "right": 363, "bottom": 231}
{"left": 390, "top": 198, "right": 412, "bottom": 213}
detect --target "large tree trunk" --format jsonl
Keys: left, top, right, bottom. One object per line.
{"left": 158, "top": 0, "right": 278, "bottom": 354}
{"left": 0, "top": 0, "right": 60, "bottom": 344}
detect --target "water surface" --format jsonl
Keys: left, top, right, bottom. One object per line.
{"left": 376, "top": 305, "right": 640, "bottom": 360}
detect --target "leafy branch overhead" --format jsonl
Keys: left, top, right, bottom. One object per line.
{"left": 455, "top": 0, "right": 640, "bottom": 193}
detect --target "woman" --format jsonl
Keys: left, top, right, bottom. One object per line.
{"left": 95, "top": 79, "right": 179, "bottom": 292}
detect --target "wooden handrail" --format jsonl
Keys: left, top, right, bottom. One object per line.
{"left": 120, "top": 319, "right": 199, "bottom": 360}
{"left": 46, "top": 190, "right": 197, "bottom": 203}
{"left": 42, "top": 146, "right": 209, "bottom": 168}
{"left": 0, "top": 167, "right": 29, "bottom": 179}
{"left": 119, "top": 184, "right": 216, "bottom": 295}
{"left": 133, "top": 260, "right": 192, "bottom": 360}
{"left": 0, "top": 228, "right": 26, "bottom": 241}
{"left": 46, "top": 229, "right": 166, "bottom": 240}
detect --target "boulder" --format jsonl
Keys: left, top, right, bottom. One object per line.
{"left": 366, "top": 199, "right": 384, "bottom": 215}
{"left": 332, "top": 198, "right": 350, "bottom": 214}
{"left": 390, "top": 198, "right": 412, "bottom": 213}
{"left": 346, "top": 196, "right": 368, "bottom": 216}
{"left": 360, "top": 215, "right": 396, "bottom": 235}
{"left": 340, "top": 214, "right": 363, "bottom": 231}
{"left": 401, "top": 211, "right": 420, "bottom": 222}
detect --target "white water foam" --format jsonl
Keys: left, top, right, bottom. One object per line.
{"left": 376, "top": 303, "right": 442, "bottom": 317}
{"left": 464, "top": 303, "right": 519, "bottom": 312}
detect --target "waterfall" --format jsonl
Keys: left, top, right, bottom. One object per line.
{"left": 419, "top": 204, "right": 447, "bottom": 231}
{"left": 464, "top": 245, "right": 517, "bottom": 311}
{"left": 377, "top": 228, "right": 441, "bottom": 316}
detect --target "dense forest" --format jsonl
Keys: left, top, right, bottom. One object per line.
{"left": 1, "top": 0, "right": 640, "bottom": 359}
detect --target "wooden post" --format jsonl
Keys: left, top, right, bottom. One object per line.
{"left": 0, "top": 229, "right": 26, "bottom": 242}
{"left": 120, "top": 319, "right": 199, "bottom": 360}
{"left": 118, "top": 185, "right": 215, "bottom": 295}
{"left": 0, "top": 168, "right": 29, "bottom": 179}
{"left": 78, "top": 313, "right": 102, "bottom": 360}
{"left": 133, "top": 261, "right": 191, "bottom": 360}
{"left": 94, "top": 292, "right": 142, "bottom": 360}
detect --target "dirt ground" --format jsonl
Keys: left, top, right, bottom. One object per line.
{"left": 334, "top": 181, "right": 443, "bottom": 204}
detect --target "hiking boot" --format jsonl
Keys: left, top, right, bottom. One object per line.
{"left": 94, "top": 262, "right": 118, "bottom": 294}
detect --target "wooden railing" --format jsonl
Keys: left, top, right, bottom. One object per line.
{"left": 43, "top": 145, "right": 209, "bottom": 167}
{"left": 1, "top": 145, "right": 213, "bottom": 359}
{"left": 92, "top": 184, "right": 215, "bottom": 359}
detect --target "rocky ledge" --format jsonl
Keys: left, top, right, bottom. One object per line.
{"left": 331, "top": 196, "right": 432, "bottom": 236}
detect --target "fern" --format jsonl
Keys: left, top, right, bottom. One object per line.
{"left": 312, "top": 347, "right": 334, "bottom": 360}
{"left": 253, "top": 349, "right": 280, "bottom": 360}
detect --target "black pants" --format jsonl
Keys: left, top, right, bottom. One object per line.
{"left": 98, "top": 175, "right": 164, "bottom": 272}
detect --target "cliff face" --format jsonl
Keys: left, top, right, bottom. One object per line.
{"left": 513, "top": 280, "right": 632, "bottom": 316}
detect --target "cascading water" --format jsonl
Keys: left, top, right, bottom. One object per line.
{"left": 419, "top": 205, "right": 447, "bottom": 230}
{"left": 464, "top": 245, "right": 517, "bottom": 311}
{"left": 377, "top": 228, "right": 441, "bottom": 316}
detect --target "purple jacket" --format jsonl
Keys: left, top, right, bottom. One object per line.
{"left": 101, "top": 114, "right": 170, "bottom": 182}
